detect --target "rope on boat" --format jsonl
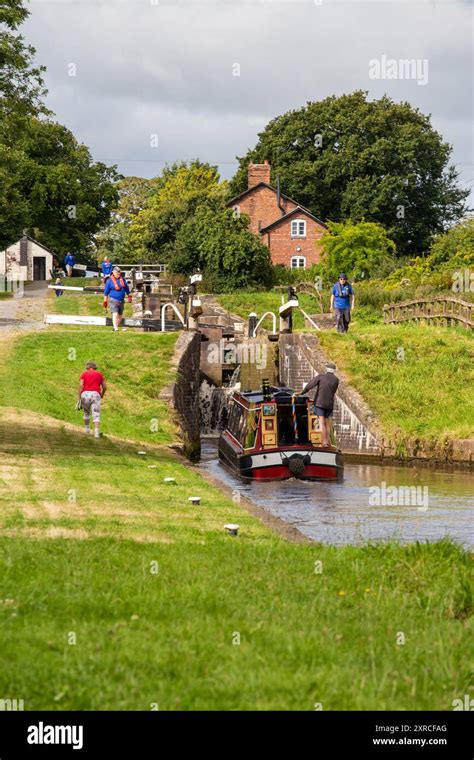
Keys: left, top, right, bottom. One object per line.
{"left": 291, "top": 394, "right": 298, "bottom": 442}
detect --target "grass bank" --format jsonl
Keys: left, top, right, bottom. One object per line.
{"left": 0, "top": 329, "right": 178, "bottom": 444}
{"left": 48, "top": 283, "right": 134, "bottom": 319}
{"left": 0, "top": 412, "right": 472, "bottom": 710}
{"left": 319, "top": 323, "right": 474, "bottom": 445}
{"left": 0, "top": 328, "right": 472, "bottom": 710}
{"left": 216, "top": 291, "right": 324, "bottom": 330}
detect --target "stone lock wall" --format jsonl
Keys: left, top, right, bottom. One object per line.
{"left": 160, "top": 332, "right": 202, "bottom": 460}
{"left": 279, "top": 333, "right": 383, "bottom": 456}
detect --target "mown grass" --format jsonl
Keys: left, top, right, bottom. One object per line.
{"left": 1, "top": 536, "right": 472, "bottom": 710}
{"left": 216, "top": 291, "right": 325, "bottom": 330}
{"left": 0, "top": 329, "right": 179, "bottom": 444}
{"left": 0, "top": 416, "right": 472, "bottom": 710}
{"left": 49, "top": 284, "right": 134, "bottom": 319}
{"left": 0, "top": 322, "right": 472, "bottom": 710}
{"left": 319, "top": 323, "right": 474, "bottom": 442}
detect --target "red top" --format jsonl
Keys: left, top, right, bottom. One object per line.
{"left": 80, "top": 369, "right": 105, "bottom": 394}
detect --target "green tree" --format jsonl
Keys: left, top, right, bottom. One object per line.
{"left": 0, "top": 2, "right": 120, "bottom": 254}
{"left": 320, "top": 220, "right": 397, "bottom": 282}
{"left": 94, "top": 176, "right": 156, "bottom": 262}
{"left": 5, "top": 118, "right": 120, "bottom": 255}
{"left": 127, "top": 160, "right": 227, "bottom": 263}
{"left": 0, "top": 0, "right": 46, "bottom": 120}
{"left": 428, "top": 217, "right": 474, "bottom": 269}
{"left": 171, "top": 207, "right": 273, "bottom": 291}
{"left": 230, "top": 92, "right": 469, "bottom": 255}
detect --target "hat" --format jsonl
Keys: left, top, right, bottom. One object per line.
{"left": 338, "top": 273, "right": 347, "bottom": 279}
{"left": 112, "top": 266, "right": 121, "bottom": 273}
{"left": 326, "top": 362, "right": 336, "bottom": 372}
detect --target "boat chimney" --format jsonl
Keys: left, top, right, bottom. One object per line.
{"left": 262, "top": 377, "right": 271, "bottom": 401}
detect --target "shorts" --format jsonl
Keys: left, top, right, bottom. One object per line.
{"left": 314, "top": 406, "right": 333, "bottom": 418}
{"left": 109, "top": 299, "right": 124, "bottom": 315}
{"left": 81, "top": 391, "right": 101, "bottom": 423}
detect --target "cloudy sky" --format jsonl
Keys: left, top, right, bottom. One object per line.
{"left": 24, "top": 0, "right": 473, "bottom": 200}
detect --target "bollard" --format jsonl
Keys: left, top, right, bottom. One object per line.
{"left": 188, "top": 496, "right": 201, "bottom": 505}
{"left": 248, "top": 312, "right": 257, "bottom": 338}
{"left": 224, "top": 523, "right": 240, "bottom": 536}
{"left": 164, "top": 477, "right": 176, "bottom": 484}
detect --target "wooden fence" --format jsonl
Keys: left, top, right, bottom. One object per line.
{"left": 383, "top": 296, "right": 473, "bottom": 329}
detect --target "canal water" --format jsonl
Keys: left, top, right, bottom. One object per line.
{"left": 199, "top": 440, "right": 474, "bottom": 548}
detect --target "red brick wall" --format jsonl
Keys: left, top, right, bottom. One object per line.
{"left": 247, "top": 162, "right": 271, "bottom": 188}
{"left": 232, "top": 186, "right": 297, "bottom": 235}
{"left": 263, "top": 217, "right": 327, "bottom": 267}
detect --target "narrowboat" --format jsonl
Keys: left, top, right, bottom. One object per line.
{"left": 218, "top": 381, "right": 343, "bottom": 481}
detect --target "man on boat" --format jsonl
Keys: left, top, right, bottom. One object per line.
{"left": 330, "top": 273, "right": 354, "bottom": 333}
{"left": 301, "top": 362, "right": 339, "bottom": 448}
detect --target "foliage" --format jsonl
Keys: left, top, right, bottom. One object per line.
{"left": 429, "top": 217, "right": 474, "bottom": 269}
{"left": 384, "top": 218, "right": 474, "bottom": 290}
{"left": 230, "top": 91, "right": 469, "bottom": 255}
{"left": 171, "top": 206, "right": 274, "bottom": 291}
{"left": 0, "top": 2, "right": 120, "bottom": 254}
{"left": 124, "top": 161, "right": 228, "bottom": 263}
{"left": 319, "top": 220, "right": 397, "bottom": 282}
{"left": 0, "top": 0, "right": 47, "bottom": 120}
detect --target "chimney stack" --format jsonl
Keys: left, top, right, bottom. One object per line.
{"left": 248, "top": 160, "right": 271, "bottom": 189}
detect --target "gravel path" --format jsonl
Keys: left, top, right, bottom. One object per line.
{"left": 0, "top": 282, "right": 49, "bottom": 332}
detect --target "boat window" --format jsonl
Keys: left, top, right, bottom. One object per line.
{"left": 244, "top": 408, "right": 260, "bottom": 449}
{"left": 228, "top": 401, "right": 247, "bottom": 443}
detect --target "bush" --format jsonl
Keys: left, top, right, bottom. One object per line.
{"left": 320, "top": 220, "right": 397, "bottom": 282}
{"left": 170, "top": 207, "right": 274, "bottom": 292}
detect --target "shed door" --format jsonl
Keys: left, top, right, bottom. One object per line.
{"left": 33, "top": 257, "right": 46, "bottom": 280}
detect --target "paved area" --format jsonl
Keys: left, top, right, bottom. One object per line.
{"left": 0, "top": 282, "right": 49, "bottom": 332}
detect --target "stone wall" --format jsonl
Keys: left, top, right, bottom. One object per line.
{"left": 160, "top": 332, "right": 201, "bottom": 461}
{"left": 240, "top": 336, "right": 279, "bottom": 391}
{"left": 279, "top": 333, "right": 383, "bottom": 456}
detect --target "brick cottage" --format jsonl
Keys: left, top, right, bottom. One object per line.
{"left": 227, "top": 161, "right": 327, "bottom": 269}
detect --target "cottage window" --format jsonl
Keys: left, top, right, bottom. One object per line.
{"left": 291, "top": 256, "right": 306, "bottom": 269}
{"left": 291, "top": 219, "right": 306, "bottom": 238}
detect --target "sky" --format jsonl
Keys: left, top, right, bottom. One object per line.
{"left": 24, "top": 0, "right": 474, "bottom": 202}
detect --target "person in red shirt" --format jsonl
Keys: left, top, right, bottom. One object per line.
{"left": 78, "top": 361, "right": 107, "bottom": 438}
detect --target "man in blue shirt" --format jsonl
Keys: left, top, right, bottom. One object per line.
{"left": 330, "top": 273, "right": 355, "bottom": 333}
{"left": 103, "top": 266, "right": 132, "bottom": 332}
{"left": 64, "top": 252, "right": 76, "bottom": 277}
{"left": 101, "top": 256, "right": 114, "bottom": 282}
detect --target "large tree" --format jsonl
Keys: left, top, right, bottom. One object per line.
{"left": 171, "top": 206, "right": 273, "bottom": 292}
{"left": 230, "top": 92, "right": 469, "bottom": 255}
{"left": 0, "top": 0, "right": 47, "bottom": 120}
{"left": 125, "top": 160, "right": 228, "bottom": 263}
{"left": 0, "top": 1, "right": 119, "bottom": 254}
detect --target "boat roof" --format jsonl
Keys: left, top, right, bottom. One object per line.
{"left": 236, "top": 386, "right": 308, "bottom": 404}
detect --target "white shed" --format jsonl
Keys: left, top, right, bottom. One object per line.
{"left": 0, "top": 236, "right": 56, "bottom": 282}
